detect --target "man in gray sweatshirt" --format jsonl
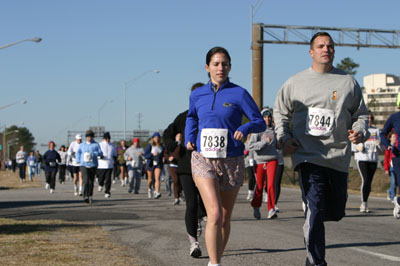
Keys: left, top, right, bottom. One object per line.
{"left": 273, "top": 32, "right": 369, "bottom": 266}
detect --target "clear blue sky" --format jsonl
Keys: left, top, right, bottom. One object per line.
{"left": 1, "top": 0, "right": 400, "bottom": 151}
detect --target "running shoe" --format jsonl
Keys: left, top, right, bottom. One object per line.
{"left": 263, "top": 192, "right": 268, "bottom": 203}
{"left": 174, "top": 198, "right": 180, "bottom": 205}
{"left": 267, "top": 208, "right": 277, "bottom": 219}
{"left": 74, "top": 191, "right": 78, "bottom": 196}
{"left": 197, "top": 219, "right": 202, "bottom": 237}
{"left": 246, "top": 190, "right": 253, "bottom": 201}
{"left": 275, "top": 206, "right": 280, "bottom": 213}
{"left": 253, "top": 207, "right": 261, "bottom": 220}
{"left": 394, "top": 197, "right": 400, "bottom": 219}
{"left": 50, "top": 189, "right": 54, "bottom": 194}
{"left": 154, "top": 191, "right": 161, "bottom": 199}
{"left": 84, "top": 198, "right": 89, "bottom": 203}
{"left": 190, "top": 242, "right": 202, "bottom": 258}
{"left": 148, "top": 189, "right": 153, "bottom": 198}
{"left": 45, "top": 183, "right": 50, "bottom": 190}
{"left": 105, "top": 193, "right": 111, "bottom": 198}
{"left": 360, "top": 202, "right": 370, "bottom": 213}
{"left": 89, "top": 197, "right": 93, "bottom": 204}
{"left": 98, "top": 186, "right": 103, "bottom": 192}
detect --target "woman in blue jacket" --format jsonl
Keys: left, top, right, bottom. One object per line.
{"left": 144, "top": 132, "right": 165, "bottom": 199}
{"left": 185, "top": 47, "right": 265, "bottom": 266}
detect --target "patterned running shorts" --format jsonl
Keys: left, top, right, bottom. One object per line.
{"left": 191, "top": 151, "right": 245, "bottom": 191}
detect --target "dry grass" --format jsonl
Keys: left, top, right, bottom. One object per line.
{"left": 0, "top": 171, "right": 144, "bottom": 265}
{"left": 0, "top": 170, "right": 42, "bottom": 189}
{"left": 0, "top": 218, "right": 144, "bottom": 266}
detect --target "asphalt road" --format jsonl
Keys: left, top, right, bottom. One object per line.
{"left": 0, "top": 173, "right": 399, "bottom": 266}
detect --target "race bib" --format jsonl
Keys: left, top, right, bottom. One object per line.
{"left": 306, "top": 107, "right": 335, "bottom": 137}
{"left": 84, "top": 152, "right": 92, "bottom": 163}
{"left": 29, "top": 161, "right": 35, "bottom": 166}
{"left": 200, "top": 128, "right": 228, "bottom": 158}
{"left": 364, "top": 140, "right": 377, "bottom": 153}
{"left": 131, "top": 160, "right": 137, "bottom": 167}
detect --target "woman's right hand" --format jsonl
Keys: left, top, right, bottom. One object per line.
{"left": 186, "top": 142, "right": 195, "bottom": 150}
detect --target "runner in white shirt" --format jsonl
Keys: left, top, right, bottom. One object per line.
{"left": 68, "top": 134, "right": 83, "bottom": 196}
{"left": 97, "top": 132, "right": 117, "bottom": 198}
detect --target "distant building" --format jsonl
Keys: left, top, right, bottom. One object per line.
{"left": 363, "top": 73, "right": 400, "bottom": 129}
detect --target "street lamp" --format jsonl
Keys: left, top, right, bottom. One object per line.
{"left": 98, "top": 99, "right": 113, "bottom": 126}
{"left": 0, "top": 100, "right": 27, "bottom": 110}
{"left": 123, "top": 69, "right": 159, "bottom": 140}
{"left": 0, "top": 37, "right": 42, "bottom": 50}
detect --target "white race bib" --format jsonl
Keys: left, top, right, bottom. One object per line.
{"left": 131, "top": 160, "right": 137, "bottom": 167}
{"left": 306, "top": 107, "right": 335, "bottom": 137}
{"left": 84, "top": 152, "right": 92, "bottom": 163}
{"left": 364, "top": 140, "right": 377, "bottom": 153}
{"left": 29, "top": 161, "right": 35, "bottom": 166}
{"left": 200, "top": 128, "right": 228, "bottom": 158}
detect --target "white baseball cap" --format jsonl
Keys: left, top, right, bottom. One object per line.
{"left": 75, "top": 134, "right": 82, "bottom": 140}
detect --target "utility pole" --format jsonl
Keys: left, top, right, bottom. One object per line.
{"left": 137, "top": 112, "right": 143, "bottom": 130}
{"left": 251, "top": 23, "right": 263, "bottom": 110}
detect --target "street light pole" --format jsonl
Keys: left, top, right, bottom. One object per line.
{"left": 123, "top": 69, "right": 159, "bottom": 140}
{"left": 0, "top": 100, "right": 27, "bottom": 110}
{"left": 98, "top": 100, "right": 113, "bottom": 126}
{"left": 0, "top": 37, "right": 42, "bottom": 50}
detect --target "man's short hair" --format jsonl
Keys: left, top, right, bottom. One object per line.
{"left": 310, "top": 32, "right": 334, "bottom": 49}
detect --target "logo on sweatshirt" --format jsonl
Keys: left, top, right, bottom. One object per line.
{"left": 332, "top": 90, "right": 338, "bottom": 101}
{"left": 223, "top": 102, "right": 232, "bottom": 107}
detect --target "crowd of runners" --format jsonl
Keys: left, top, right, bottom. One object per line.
{"left": 7, "top": 33, "right": 400, "bottom": 266}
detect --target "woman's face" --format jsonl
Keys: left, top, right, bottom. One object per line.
{"left": 153, "top": 136, "right": 160, "bottom": 143}
{"left": 390, "top": 134, "right": 397, "bottom": 145}
{"left": 205, "top": 52, "right": 231, "bottom": 86}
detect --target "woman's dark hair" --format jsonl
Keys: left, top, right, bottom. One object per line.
{"left": 206, "top": 46, "right": 231, "bottom": 66}
{"left": 310, "top": 32, "right": 334, "bottom": 49}
{"left": 191, "top": 82, "right": 205, "bottom": 91}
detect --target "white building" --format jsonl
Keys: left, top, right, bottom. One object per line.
{"left": 363, "top": 73, "right": 400, "bottom": 129}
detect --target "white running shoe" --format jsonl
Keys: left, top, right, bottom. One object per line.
{"left": 394, "top": 197, "right": 400, "bottom": 219}
{"left": 74, "top": 191, "right": 78, "bottom": 196}
{"left": 154, "top": 191, "right": 161, "bottom": 199}
{"left": 267, "top": 208, "right": 277, "bottom": 219}
{"left": 246, "top": 190, "right": 253, "bottom": 201}
{"left": 148, "top": 189, "right": 152, "bottom": 198}
{"left": 263, "top": 192, "right": 268, "bottom": 203}
{"left": 190, "top": 242, "right": 202, "bottom": 258}
{"left": 105, "top": 193, "right": 111, "bottom": 198}
{"left": 174, "top": 198, "right": 180, "bottom": 205}
{"left": 275, "top": 206, "right": 280, "bottom": 213}
{"left": 50, "top": 189, "right": 54, "bottom": 194}
{"left": 45, "top": 183, "right": 50, "bottom": 190}
{"left": 98, "top": 186, "right": 103, "bottom": 192}
{"left": 360, "top": 202, "right": 370, "bottom": 213}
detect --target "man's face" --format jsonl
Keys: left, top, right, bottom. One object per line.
{"left": 309, "top": 35, "right": 335, "bottom": 67}
{"left": 121, "top": 140, "right": 125, "bottom": 146}
{"left": 76, "top": 139, "right": 82, "bottom": 144}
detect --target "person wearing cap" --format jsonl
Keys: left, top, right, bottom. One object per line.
{"left": 97, "top": 132, "right": 117, "bottom": 198}
{"left": 68, "top": 134, "right": 83, "bottom": 196}
{"left": 43, "top": 141, "right": 61, "bottom": 194}
{"left": 76, "top": 130, "right": 103, "bottom": 203}
{"left": 380, "top": 92, "right": 400, "bottom": 219}
{"left": 248, "top": 108, "right": 279, "bottom": 220}
{"left": 124, "top": 138, "right": 145, "bottom": 194}
{"left": 144, "top": 132, "right": 165, "bottom": 199}
{"left": 273, "top": 32, "right": 369, "bottom": 265}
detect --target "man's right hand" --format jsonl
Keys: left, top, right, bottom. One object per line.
{"left": 283, "top": 138, "right": 300, "bottom": 155}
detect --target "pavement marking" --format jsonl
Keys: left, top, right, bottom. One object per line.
{"left": 351, "top": 247, "right": 400, "bottom": 262}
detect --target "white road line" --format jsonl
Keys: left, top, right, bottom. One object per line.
{"left": 351, "top": 247, "right": 400, "bottom": 262}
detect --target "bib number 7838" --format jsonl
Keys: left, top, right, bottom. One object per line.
{"left": 200, "top": 128, "right": 228, "bottom": 158}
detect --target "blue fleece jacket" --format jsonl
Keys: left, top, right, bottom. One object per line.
{"left": 185, "top": 80, "right": 266, "bottom": 158}
{"left": 76, "top": 141, "right": 103, "bottom": 168}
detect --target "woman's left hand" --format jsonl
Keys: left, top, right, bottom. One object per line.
{"left": 233, "top": 130, "right": 244, "bottom": 141}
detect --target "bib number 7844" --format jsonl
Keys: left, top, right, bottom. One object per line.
{"left": 306, "top": 107, "right": 335, "bottom": 137}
